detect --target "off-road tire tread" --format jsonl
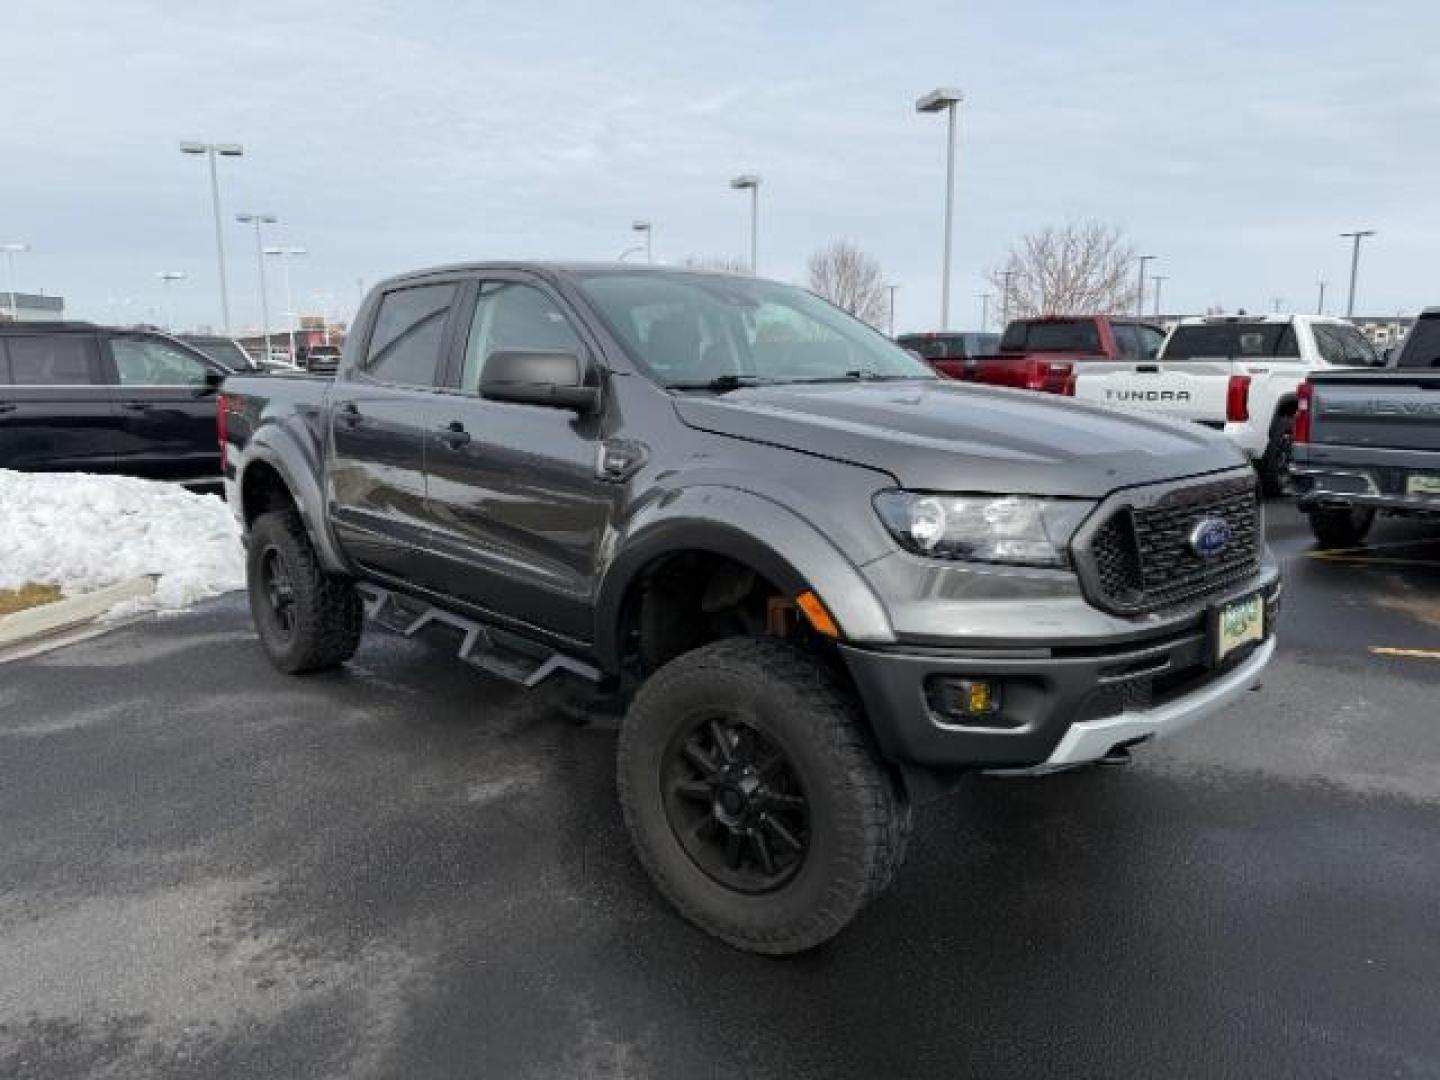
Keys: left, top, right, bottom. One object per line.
{"left": 1258, "top": 408, "right": 1296, "bottom": 497}
{"left": 248, "top": 510, "right": 363, "bottom": 674}
{"left": 617, "top": 637, "right": 904, "bottom": 955}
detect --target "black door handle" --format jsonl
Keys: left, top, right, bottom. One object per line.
{"left": 335, "top": 401, "right": 362, "bottom": 427}
{"left": 121, "top": 401, "right": 152, "bottom": 412}
{"left": 438, "top": 421, "right": 472, "bottom": 449}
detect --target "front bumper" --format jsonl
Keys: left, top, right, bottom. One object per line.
{"left": 840, "top": 574, "right": 1280, "bottom": 770}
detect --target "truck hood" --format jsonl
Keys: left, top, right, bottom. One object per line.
{"left": 672, "top": 379, "right": 1245, "bottom": 497}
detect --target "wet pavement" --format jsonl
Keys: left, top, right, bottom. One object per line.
{"left": 2, "top": 501, "right": 1438, "bottom": 1078}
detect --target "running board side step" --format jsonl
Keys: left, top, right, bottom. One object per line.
{"left": 357, "top": 584, "right": 601, "bottom": 688}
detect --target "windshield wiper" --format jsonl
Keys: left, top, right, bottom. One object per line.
{"left": 665, "top": 374, "right": 770, "bottom": 393}
{"left": 794, "top": 370, "right": 930, "bottom": 384}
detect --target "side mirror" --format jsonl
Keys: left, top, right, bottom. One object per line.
{"left": 480, "top": 350, "right": 599, "bottom": 412}
{"left": 204, "top": 369, "right": 225, "bottom": 389}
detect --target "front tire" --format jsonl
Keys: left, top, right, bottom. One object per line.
{"left": 1306, "top": 505, "right": 1376, "bottom": 549}
{"left": 246, "top": 510, "right": 363, "bottom": 674}
{"left": 617, "top": 637, "right": 907, "bottom": 955}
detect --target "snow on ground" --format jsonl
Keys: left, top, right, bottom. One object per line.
{"left": 0, "top": 470, "right": 244, "bottom": 616}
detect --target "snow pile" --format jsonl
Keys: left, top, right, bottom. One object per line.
{"left": 0, "top": 469, "right": 244, "bottom": 616}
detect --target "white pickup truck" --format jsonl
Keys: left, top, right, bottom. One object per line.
{"left": 1073, "top": 315, "right": 1383, "bottom": 493}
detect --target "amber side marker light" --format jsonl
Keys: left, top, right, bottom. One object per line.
{"left": 795, "top": 590, "right": 840, "bottom": 639}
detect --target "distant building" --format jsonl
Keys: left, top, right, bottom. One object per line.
{"left": 1350, "top": 315, "right": 1414, "bottom": 349}
{"left": 0, "top": 291, "right": 65, "bottom": 322}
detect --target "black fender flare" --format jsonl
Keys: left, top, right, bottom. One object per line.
{"left": 593, "top": 486, "right": 895, "bottom": 672}
{"left": 237, "top": 428, "right": 351, "bottom": 575}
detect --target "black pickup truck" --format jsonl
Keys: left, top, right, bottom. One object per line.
{"left": 221, "top": 262, "right": 1280, "bottom": 953}
{"left": 1292, "top": 307, "right": 1440, "bottom": 546}
{"left": 0, "top": 321, "right": 240, "bottom": 481}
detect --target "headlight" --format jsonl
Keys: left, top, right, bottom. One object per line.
{"left": 873, "top": 491, "right": 1095, "bottom": 568}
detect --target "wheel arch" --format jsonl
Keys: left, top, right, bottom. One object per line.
{"left": 237, "top": 431, "right": 349, "bottom": 574}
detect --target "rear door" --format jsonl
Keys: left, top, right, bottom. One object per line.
{"left": 0, "top": 332, "right": 119, "bottom": 472}
{"left": 106, "top": 332, "right": 225, "bottom": 481}
{"left": 326, "top": 280, "right": 462, "bottom": 579}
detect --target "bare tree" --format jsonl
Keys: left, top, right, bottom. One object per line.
{"left": 807, "top": 241, "right": 889, "bottom": 328}
{"left": 988, "top": 222, "right": 1137, "bottom": 322}
{"left": 680, "top": 255, "right": 751, "bottom": 275}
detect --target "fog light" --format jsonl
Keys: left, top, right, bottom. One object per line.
{"left": 927, "top": 676, "right": 1003, "bottom": 725}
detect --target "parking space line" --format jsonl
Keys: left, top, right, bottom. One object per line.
{"left": 1305, "top": 553, "right": 1440, "bottom": 567}
{"left": 1369, "top": 647, "right": 1440, "bottom": 661}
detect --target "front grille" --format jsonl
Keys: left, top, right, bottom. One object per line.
{"left": 1081, "top": 475, "right": 1261, "bottom": 614}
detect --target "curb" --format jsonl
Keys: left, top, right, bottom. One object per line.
{"left": 0, "top": 577, "right": 157, "bottom": 662}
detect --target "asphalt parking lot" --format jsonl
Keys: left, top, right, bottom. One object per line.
{"left": 2, "top": 501, "right": 1438, "bottom": 1079}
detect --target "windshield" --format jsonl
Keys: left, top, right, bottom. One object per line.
{"left": 999, "top": 320, "right": 1100, "bottom": 353}
{"left": 184, "top": 337, "right": 254, "bottom": 370}
{"left": 1397, "top": 317, "right": 1440, "bottom": 368}
{"left": 1162, "top": 323, "right": 1300, "bottom": 360}
{"left": 575, "top": 272, "right": 935, "bottom": 388}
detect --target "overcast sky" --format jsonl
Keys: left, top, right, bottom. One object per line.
{"left": 4, "top": 0, "right": 1437, "bottom": 334}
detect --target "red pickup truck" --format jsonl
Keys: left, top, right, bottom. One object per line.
{"left": 952, "top": 316, "right": 1168, "bottom": 394}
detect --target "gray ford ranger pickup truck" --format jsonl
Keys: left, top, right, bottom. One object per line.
{"left": 221, "top": 263, "right": 1280, "bottom": 954}
{"left": 1292, "top": 307, "right": 1440, "bottom": 547}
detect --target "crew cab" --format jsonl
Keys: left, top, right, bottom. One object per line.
{"left": 1291, "top": 307, "right": 1440, "bottom": 546}
{"left": 1073, "top": 314, "right": 1383, "bottom": 494}
{"left": 951, "top": 316, "right": 1166, "bottom": 394}
{"left": 1, "top": 321, "right": 236, "bottom": 481}
{"left": 221, "top": 263, "right": 1278, "bottom": 955}
{"left": 895, "top": 330, "right": 999, "bottom": 379}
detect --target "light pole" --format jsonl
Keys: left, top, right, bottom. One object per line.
{"left": 1340, "top": 229, "right": 1375, "bottom": 317}
{"left": 1272, "top": 296, "right": 1284, "bottom": 314}
{"left": 617, "top": 245, "right": 645, "bottom": 262}
{"left": 632, "top": 220, "right": 653, "bottom": 264}
{"left": 1316, "top": 280, "right": 1327, "bottom": 316}
{"left": 916, "top": 87, "right": 963, "bottom": 329}
{"left": 978, "top": 292, "right": 992, "bottom": 332}
{"left": 264, "top": 246, "right": 307, "bottom": 362}
{"left": 1, "top": 242, "right": 29, "bottom": 322}
{"left": 1000, "top": 270, "right": 1016, "bottom": 326}
{"left": 729, "top": 174, "right": 761, "bottom": 274}
{"left": 886, "top": 284, "right": 899, "bottom": 336}
{"left": 1150, "top": 275, "right": 1168, "bottom": 320}
{"left": 1136, "top": 255, "right": 1157, "bottom": 318}
{"left": 179, "top": 141, "right": 244, "bottom": 333}
{"left": 156, "top": 271, "right": 185, "bottom": 330}
{"left": 236, "top": 212, "right": 277, "bottom": 360}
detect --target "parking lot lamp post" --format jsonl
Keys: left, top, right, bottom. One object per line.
{"left": 236, "top": 213, "right": 277, "bottom": 360}
{"left": 1000, "top": 270, "right": 1015, "bottom": 327}
{"left": 156, "top": 271, "right": 185, "bottom": 330}
{"left": 1, "top": 242, "right": 29, "bottom": 321}
{"left": 179, "top": 142, "right": 243, "bottom": 333}
{"left": 1316, "top": 280, "right": 1327, "bottom": 316}
{"left": 887, "top": 284, "right": 899, "bottom": 336}
{"left": 632, "top": 220, "right": 653, "bottom": 264}
{"left": 729, "top": 175, "right": 761, "bottom": 274}
{"left": 915, "top": 88, "right": 963, "bottom": 329}
{"left": 264, "top": 246, "right": 307, "bottom": 363}
{"left": 1150, "top": 275, "right": 1167, "bottom": 320}
{"left": 1340, "top": 230, "right": 1375, "bottom": 318}
{"left": 1136, "top": 255, "right": 1156, "bottom": 318}
{"left": 617, "top": 245, "right": 645, "bottom": 262}
{"left": 977, "top": 292, "right": 992, "bottom": 332}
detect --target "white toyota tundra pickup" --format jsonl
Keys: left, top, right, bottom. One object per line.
{"left": 1073, "top": 314, "right": 1383, "bottom": 493}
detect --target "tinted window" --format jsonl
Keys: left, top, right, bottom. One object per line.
{"left": 999, "top": 320, "right": 1101, "bottom": 353}
{"left": 364, "top": 284, "right": 456, "bottom": 386}
{"left": 461, "top": 282, "right": 583, "bottom": 392}
{"left": 183, "top": 338, "right": 253, "bottom": 370}
{"left": 896, "top": 333, "right": 982, "bottom": 360}
{"left": 5, "top": 335, "right": 102, "bottom": 385}
{"left": 1333, "top": 324, "right": 1381, "bottom": 367}
{"left": 1162, "top": 323, "right": 1300, "bottom": 360}
{"left": 963, "top": 333, "right": 999, "bottom": 357}
{"left": 112, "top": 337, "right": 210, "bottom": 385}
{"left": 1312, "top": 325, "right": 1347, "bottom": 365}
{"left": 1112, "top": 323, "right": 1141, "bottom": 361}
{"left": 1138, "top": 325, "right": 1166, "bottom": 360}
{"left": 1397, "top": 317, "right": 1440, "bottom": 369}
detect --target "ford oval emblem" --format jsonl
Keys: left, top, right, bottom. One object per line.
{"left": 1188, "top": 517, "right": 1232, "bottom": 559}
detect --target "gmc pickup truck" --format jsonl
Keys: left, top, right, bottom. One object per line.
{"left": 1292, "top": 307, "right": 1440, "bottom": 546}
{"left": 221, "top": 262, "right": 1279, "bottom": 954}
{"left": 1073, "top": 314, "right": 1383, "bottom": 495}
{"left": 952, "top": 316, "right": 1166, "bottom": 394}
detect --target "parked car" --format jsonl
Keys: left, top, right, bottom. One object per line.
{"left": 221, "top": 262, "right": 1278, "bottom": 955}
{"left": 1072, "top": 314, "right": 1383, "bottom": 494}
{"left": 1291, "top": 307, "right": 1440, "bottom": 546}
{"left": 0, "top": 321, "right": 229, "bottom": 481}
{"left": 953, "top": 316, "right": 1166, "bottom": 394}
{"left": 178, "top": 333, "right": 261, "bottom": 372}
{"left": 894, "top": 331, "right": 999, "bottom": 379}
{"left": 296, "top": 343, "right": 342, "bottom": 374}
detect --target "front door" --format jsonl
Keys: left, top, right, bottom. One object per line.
{"left": 0, "top": 332, "right": 119, "bottom": 473}
{"left": 107, "top": 333, "right": 224, "bottom": 481}
{"left": 327, "top": 280, "right": 460, "bottom": 579}
{"left": 422, "top": 277, "right": 615, "bottom": 644}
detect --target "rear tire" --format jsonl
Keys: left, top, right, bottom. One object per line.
{"left": 247, "top": 510, "right": 363, "bottom": 674}
{"left": 1258, "top": 410, "right": 1296, "bottom": 497}
{"left": 1306, "top": 505, "right": 1376, "bottom": 549}
{"left": 617, "top": 637, "right": 906, "bottom": 955}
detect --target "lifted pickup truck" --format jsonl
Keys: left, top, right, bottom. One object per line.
{"left": 953, "top": 316, "right": 1166, "bottom": 394}
{"left": 221, "top": 263, "right": 1279, "bottom": 953}
{"left": 1073, "top": 314, "right": 1383, "bottom": 494}
{"left": 1291, "top": 307, "right": 1440, "bottom": 546}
